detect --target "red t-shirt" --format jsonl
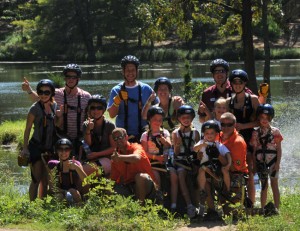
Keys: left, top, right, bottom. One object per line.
{"left": 219, "top": 130, "right": 248, "bottom": 173}
{"left": 110, "top": 143, "right": 155, "bottom": 184}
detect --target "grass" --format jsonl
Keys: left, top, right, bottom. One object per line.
{"left": 0, "top": 120, "right": 25, "bottom": 148}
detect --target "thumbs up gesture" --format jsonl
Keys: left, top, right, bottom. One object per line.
{"left": 86, "top": 117, "right": 94, "bottom": 131}
{"left": 22, "top": 77, "right": 32, "bottom": 93}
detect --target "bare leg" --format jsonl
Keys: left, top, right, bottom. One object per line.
{"left": 169, "top": 169, "right": 178, "bottom": 205}
{"left": 247, "top": 152, "right": 255, "bottom": 203}
{"left": 29, "top": 160, "right": 44, "bottom": 201}
{"left": 260, "top": 180, "right": 269, "bottom": 208}
{"left": 178, "top": 170, "right": 192, "bottom": 205}
{"left": 134, "top": 173, "right": 154, "bottom": 203}
{"left": 270, "top": 178, "right": 280, "bottom": 209}
{"left": 222, "top": 168, "right": 230, "bottom": 191}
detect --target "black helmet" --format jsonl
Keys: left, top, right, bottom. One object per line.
{"left": 121, "top": 55, "right": 140, "bottom": 69}
{"left": 256, "top": 104, "right": 275, "bottom": 120}
{"left": 154, "top": 77, "right": 172, "bottom": 92}
{"left": 201, "top": 120, "right": 220, "bottom": 133}
{"left": 55, "top": 138, "right": 73, "bottom": 150}
{"left": 147, "top": 106, "right": 165, "bottom": 121}
{"left": 229, "top": 69, "right": 248, "bottom": 82}
{"left": 177, "top": 105, "right": 195, "bottom": 119}
{"left": 210, "top": 59, "right": 229, "bottom": 73}
{"left": 36, "top": 79, "right": 55, "bottom": 96}
{"left": 88, "top": 94, "right": 107, "bottom": 110}
{"left": 63, "top": 63, "right": 82, "bottom": 77}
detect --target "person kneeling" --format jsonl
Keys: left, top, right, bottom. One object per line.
{"left": 47, "top": 138, "right": 88, "bottom": 204}
{"left": 110, "top": 128, "right": 159, "bottom": 204}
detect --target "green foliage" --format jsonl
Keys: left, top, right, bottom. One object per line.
{"left": 0, "top": 120, "right": 25, "bottom": 146}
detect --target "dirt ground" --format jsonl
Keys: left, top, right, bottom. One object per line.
{"left": 176, "top": 220, "right": 235, "bottom": 231}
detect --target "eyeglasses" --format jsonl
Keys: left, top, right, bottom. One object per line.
{"left": 57, "top": 147, "right": 72, "bottom": 152}
{"left": 221, "top": 122, "right": 235, "bottom": 128}
{"left": 90, "top": 106, "right": 105, "bottom": 111}
{"left": 232, "top": 80, "right": 245, "bottom": 85}
{"left": 113, "top": 135, "right": 124, "bottom": 141}
{"left": 37, "top": 90, "right": 51, "bottom": 96}
{"left": 213, "top": 69, "right": 226, "bottom": 74}
{"left": 65, "top": 75, "right": 79, "bottom": 80}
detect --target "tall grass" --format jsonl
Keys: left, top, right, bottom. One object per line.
{"left": 0, "top": 120, "right": 25, "bottom": 148}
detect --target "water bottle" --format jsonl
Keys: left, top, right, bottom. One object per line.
{"left": 168, "top": 146, "right": 174, "bottom": 165}
{"left": 82, "top": 141, "right": 92, "bottom": 156}
{"left": 254, "top": 173, "right": 260, "bottom": 191}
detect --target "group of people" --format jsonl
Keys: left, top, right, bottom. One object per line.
{"left": 20, "top": 56, "right": 283, "bottom": 219}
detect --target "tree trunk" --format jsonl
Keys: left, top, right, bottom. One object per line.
{"left": 74, "top": 0, "right": 96, "bottom": 63}
{"left": 242, "top": 0, "right": 258, "bottom": 94}
{"left": 262, "top": 0, "right": 271, "bottom": 103}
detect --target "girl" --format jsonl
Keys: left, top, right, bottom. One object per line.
{"left": 21, "top": 79, "right": 57, "bottom": 201}
{"left": 142, "top": 77, "right": 184, "bottom": 133}
{"left": 48, "top": 138, "right": 88, "bottom": 204}
{"left": 81, "top": 95, "right": 115, "bottom": 177}
{"left": 250, "top": 104, "right": 283, "bottom": 213}
{"left": 172, "top": 105, "right": 200, "bottom": 218}
{"left": 140, "top": 106, "right": 177, "bottom": 209}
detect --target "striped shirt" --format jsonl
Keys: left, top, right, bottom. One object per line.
{"left": 55, "top": 87, "right": 91, "bottom": 139}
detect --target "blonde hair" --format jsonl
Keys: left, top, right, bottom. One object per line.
{"left": 214, "top": 97, "right": 227, "bottom": 108}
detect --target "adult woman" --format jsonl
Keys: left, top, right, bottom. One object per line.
{"left": 81, "top": 95, "right": 115, "bottom": 177}
{"left": 226, "top": 69, "right": 260, "bottom": 204}
{"left": 142, "top": 77, "right": 184, "bottom": 133}
{"left": 21, "top": 79, "right": 57, "bottom": 201}
{"left": 48, "top": 138, "right": 87, "bottom": 204}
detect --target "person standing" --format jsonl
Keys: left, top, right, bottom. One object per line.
{"left": 21, "top": 79, "right": 57, "bottom": 201}
{"left": 250, "top": 104, "right": 283, "bottom": 213}
{"left": 107, "top": 55, "right": 157, "bottom": 142}
{"left": 142, "top": 77, "right": 184, "bottom": 133}
{"left": 22, "top": 64, "right": 91, "bottom": 154}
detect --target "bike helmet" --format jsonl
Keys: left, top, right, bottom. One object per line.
{"left": 210, "top": 59, "right": 229, "bottom": 73}
{"left": 256, "top": 104, "right": 275, "bottom": 121}
{"left": 177, "top": 105, "right": 195, "bottom": 119}
{"left": 229, "top": 69, "right": 248, "bottom": 82}
{"left": 121, "top": 55, "right": 140, "bottom": 69}
{"left": 87, "top": 94, "right": 107, "bottom": 110}
{"left": 147, "top": 106, "right": 165, "bottom": 121}
{"left": 55, "top": 138, "right": 73, "bottom": 150}
{"left": 154, "top": 77, "right": 172, "bottom": 92}
{"left": 63, "top": 63, "right": 82, "bottom": 77}
{"left": 36, "top": 79, "right": 55, "bottom": 96}
{"left": 201, "top": 120, "right": 220, "bottom": 133}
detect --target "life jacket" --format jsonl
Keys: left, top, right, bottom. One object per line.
{"left": 121, "top": 82, "right": 143, "bottom": 137}
{"left": 63, "top": 89, "right": 82, "bottom": 138}
{"left": 56, "top": 162, "right": 78, "bottom": 190}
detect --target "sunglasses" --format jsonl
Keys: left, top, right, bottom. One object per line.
{"left": 37, "top": 90, "right": 51, "bottom": 96}
{"left": 213, "top": 69, "right": 226, "bottom": 74}
{"left": 90, "top": 106, "right": 105, "bottom": 111}
{"left": 221, "top": 122, "right": 235, "bottom": 128}
{"left": 65, "top": 75, "right": 79, "bottom": 80}
{"left": 57, "top": 147, "right": 72, "bottom": 152}
{"left": 113, "top": 135, "right": 124, "bottom": 141}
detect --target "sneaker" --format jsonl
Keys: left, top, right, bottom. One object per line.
{"left": 197, "top": 203, "right": 205, "bottom": 217}
{"left": 187, "top": 204, "right": 196, "bottom": 218}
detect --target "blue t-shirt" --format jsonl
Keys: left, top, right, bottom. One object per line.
{"left": 108, "top": 81, "right": 157, "bottom": 136}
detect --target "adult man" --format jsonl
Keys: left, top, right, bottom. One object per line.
{"left": 108, "top": 55, "right": 157, "bottom": 142}
{"left": 110, "top": 127, "right": 157, "bottom": 203}
{"left": 22, "top": 64, "right": 91, "bottom": 153}
{"left": 197, "top": 58, "right": 266, "bottom": 123}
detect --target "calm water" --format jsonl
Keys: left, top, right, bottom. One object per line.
{"left": 0, "top": 60, "right": 300, "bottom": 190}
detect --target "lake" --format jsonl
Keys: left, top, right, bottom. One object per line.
{"left": 0, "top": 60, "right": 300, "bottom": 192}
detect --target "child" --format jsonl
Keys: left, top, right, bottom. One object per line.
{"left": 212, "top": 97, "right": 227, "bottom": 129}
{"left": 140, "top": 106, "right": 178, "bottom": 210}
{"left": 193, "top": 120, "right": 232, "bottom": 210}
{"left": 172, "top": 105, "right": 200, "bottom": 218}
{"left": 48, "top": 138, "right": 88, "bottom": 204}
{"left": 250, "top": 104, "right": 283, "bottom": 213}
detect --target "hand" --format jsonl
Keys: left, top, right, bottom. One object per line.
{"left": 21, "top": 148, "right": 30, "bottom": 157}
{"left": 274, "top": 163, "right": 280, "bottom": 171}
{"left": 22, "top": 77, "right": 32, "bottom": 92}
{"left": 235, "top": 123, "right": 244, "bottom": 131}
{"left": 197, "top": 151, "right": 203, "bottom": 160}
{"left": 147, "top": 91, "right": 156, "bottom": 105}
{"left": 69, "top": 156, "right": 77, "bottom": 170}
{"left": 56, "top": 105, "right": 64, "bottom": 118}
{"left": 86, "top": 117, "right": 94, "bottom": 131}
{"left": 119, "top": 90, "right": 128, "bottom": 101}
{"left": 258, "top": 83, "right": 269, "bottom": 98}
{"left": 173, "top": 96, "right": 184, "bottom": 110}
{"left": 111, "top": 149, "right": 120, "bottom": 162}
{"left": 198, "top": 101, "right": 209, "bottom": 115}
